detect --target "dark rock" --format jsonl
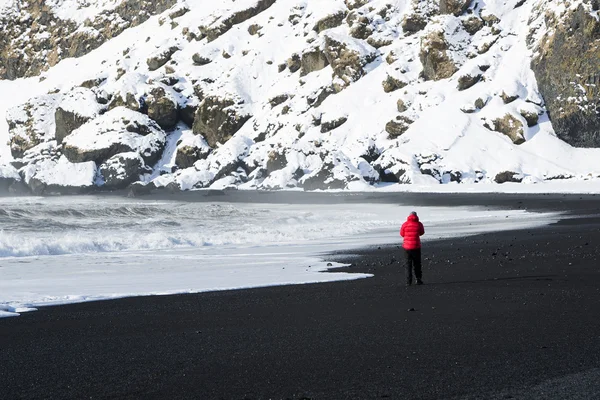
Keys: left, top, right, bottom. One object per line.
{"left": 345, "top": 0, "right": 369, "bottom": 10}
{"left": 175, "top": 145, "right": 210, "bottom": 169}
{"left": 462, "top": 17, "right": 484, "bottom": 35}
{"left": 383, "top": 75, "right": 407, "bottom": 93}
{"left": 192, "top": 53, "right": 212, "bottom": 65}
{"left": 307, "top": 86, "right": 336, "bottom": 108}
{"left": 495, "top": 171, "right": 523, "bottom": 184}
{"left": 179, "top": 103, "right": 197, "bottom": 127}
{"left": 485, "top": 114, "right": 525, "bottom": 145}
{"left": 266, "top": 151, "right": 287, "bottom": 173}
{"left": 301, "top": 163, "right": 348, "bottom": 191}
{"left": 520, "top": 110, "right": 540, "bottom": 127}
{"left": 127, "top": 181, "right": 154, "bottom": 197}
{"left": 402, "top": 13, "right": 427, "bottom": 34}
{"left": 397, "top": 99, "right": 408, "bottom": 112}
{"left": 313, "top": 11, "right": 347, "bottom": 33}
{"left": 500, "top": 92, "right": 519, "bottom": 104}
{"left": 269, "top": 94, "right": 290, "bottom": 108}
{"left": 169, "top": 6, "right": 190, "bottom": 19}
{"left": 475, "top": 97, "right": 488, "bottom": 109}
{"left": 321, "top": 117, "right": 348, "bottom": 133}
{"left": 287, "top": 54, "right": 302, "bottom": 73}
{"left": 386, "top": 116, "right": 413, "bottom": 138}
{"left": 420, "top": 30, "right": 458, "bottom": 81}
{"left": 55, "top": 107, "right": 92, "bottom": 145}
{"left": 300, "top": 48, "right": 330, "bottom": 76}
{"left": 439, "top": 0, "right": 471, "bottom": 16}
{"left": 530, "top": 4, "right": 600, "bottom": 147}
{"left": 146, "top": 87, "right": 178, "bottom": 130}
{"left": 457, "top": 74, "right": 482, "bottom": 91}
{"left": 192, "top": 96, "right": 252, "bottom": 147}
{"left": 323, "top": 35, "right": 377, "bottom": 92}
{"left": 349, "top": 17, "right": 373, "bottom": 39}
{"left": 8, "top": 180, "right": 30, "bottom": 195}
{"left": 100, "top": 153, "right": 146, "bottom": 190}
{"left": 248, "top": 24, "right": 263, "bottom": 35}
{"left": 200, "top": 0, "right": 276, "bottom": 42}
{"left": 147, "top": 46, "right": 179, "bottom": 71}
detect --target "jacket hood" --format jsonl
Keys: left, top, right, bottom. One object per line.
{"left": 407, "top": 214, "right": 419, "bottom": 222}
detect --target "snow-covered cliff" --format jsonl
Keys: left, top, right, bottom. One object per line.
{"left": 1, "top": 0, "right": 599, "bottom": 194}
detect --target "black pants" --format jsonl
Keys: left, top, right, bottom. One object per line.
{"left": 405, "top": 248, "right": 422, "bottom": 284}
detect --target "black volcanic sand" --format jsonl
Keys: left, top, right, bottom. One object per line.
{"left": 2, "top": 193, "right": 600, "bottom": 400}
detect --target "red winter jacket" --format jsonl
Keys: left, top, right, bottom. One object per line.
{"left": 400, "top": 214, "right": 425, "bottom": 250}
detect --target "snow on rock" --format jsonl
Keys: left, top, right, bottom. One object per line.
{"left": 62, "top": 107, "right": 166, "bottom": 166}
{"left": 1, "top": 0, "right": 600, "bottom": 193}
{"left": 21, "top": 156, "right": 97, "bottom": 195}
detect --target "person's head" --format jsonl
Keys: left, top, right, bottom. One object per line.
{"left": 408, "top": 211, "right": 418, "bottom": 220}
{"left": 410, "top": 211, "right": 417, "bottom": 217}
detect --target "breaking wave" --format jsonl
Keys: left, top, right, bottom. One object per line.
{"left": 0, "top": 197, "right": 392, "bottom": 258}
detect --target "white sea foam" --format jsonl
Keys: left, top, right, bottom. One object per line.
{"left": 0, "top": 196, "right": 562, "bottom": 318}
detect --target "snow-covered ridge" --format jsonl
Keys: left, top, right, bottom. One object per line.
{"left": 1, "top": 0, "right": 599, "bottom": 194}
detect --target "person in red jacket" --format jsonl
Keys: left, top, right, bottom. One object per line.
{"left": 400, "top": 211, "right": 425, "bottom": 286}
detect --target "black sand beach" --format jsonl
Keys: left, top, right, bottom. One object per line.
{"left": 1, "top": 193, "right": 600, "bottom": 399}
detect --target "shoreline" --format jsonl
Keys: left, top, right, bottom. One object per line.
{"left": 1, "top": 195, "right": 600, "bottom": 399}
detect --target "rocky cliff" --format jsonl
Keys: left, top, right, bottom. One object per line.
{"left": 0, "top": 0, "right": 599, "bottom": 195}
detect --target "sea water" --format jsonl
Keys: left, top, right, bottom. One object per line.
{"left": 0, "top": 195, "right": 560, "bottom": 317}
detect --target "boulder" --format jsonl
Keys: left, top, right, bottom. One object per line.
{"left": 301, "top": 163, "right": 347, "bottom": 191}
{"left": 323, "top": 34, "right": 378, "bottom": 92}
{"left": 402, "top": 13, "right": 428, "bottom": 34}
{"left": 321, "top": 117, "right": 348, "bottom": 133}
{"left": 500, "top": 92, "right": 519, "bottom": 104}
{"left": 397, "top": 99, "right": 409, "bottom": 112}
{"left": 520, "top": 110, "right": 540, "bottom": 127}
{"left": 269, "top": 94, "right": 290, "bottom": 108}
{"left": 345, "top": 0, "right": 369, "bottom": 10}
{"left": 192, "top": 53, "right": 212, "bottom": 65}
{"left": 199, "top": 0, "right": 277, "bottom": 42}
{"left": 457, "top": 74, "right": 482, "bottom": 91}
{"left": 462, "top": 17, "right": 484, "bottom": 35}
{"left": 486, "top": 114, "right": 525, "bottom": 145}
{"left": 0, "top": 165, "right": 21, "bottom": 193}
{"left": 54, "top": 88, "right": 103, "bottom": 145}
{"left": 175, "top": 134, "right": 211, "bottom": 169}
{"left": 266, "top": 150, "right": 288, "bottom": 173}
{"left": 494, "top": 171, "right": 523, "bottom": 184}
{"left": 147, "top": 46, "right": 179, "bottom": 71}
{"left": 313, "top": 11, "right": 347, "bottom": 33}
{"left": 287, "top": 54, "right": 302, "bottom": 73}
{"left": 6, "top": 94, "right": 60, "bottom": 158}
{"left": 127, "top": 181, "right": 155, "bottom": 197}
{"left": 385, "top": 116, "right": 414, "bottom": 138}
{"left": 192, "top": 96, "right": 252, "bottom": 148}
{"left": 420, "top": 30, "right": 458, "bottom": 81}
{"left": 62, "top": 107, "right": 166, "bottom": 164}
{"left": 300, "top": 48, "right": 330, "bottom": 76}
{"left": 146, "top": 87, "right": 179, "bottom": 130}
{"left": 531, "top": 2, "right": 600, "bottom": 147}
{"left": 383, "top": 74, "right": 408, "bottom": 93}
{"left": 22, "top": 157, "right": 97, "bottom": 195}
{"left": 99, "top": 152, "right": 147, "bottom": 190}
{"left": 349, "top": 17, "right": 373, "bottom": 39}
{"left": 439, "top": 0, "right": 471, "bottom": 16}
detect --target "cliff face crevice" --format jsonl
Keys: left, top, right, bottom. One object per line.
{"left": 530, "top": 0, "right": 600, "bottom": 147}
{"left": 0, "top": 0, "right": 176, "bottom": 80}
